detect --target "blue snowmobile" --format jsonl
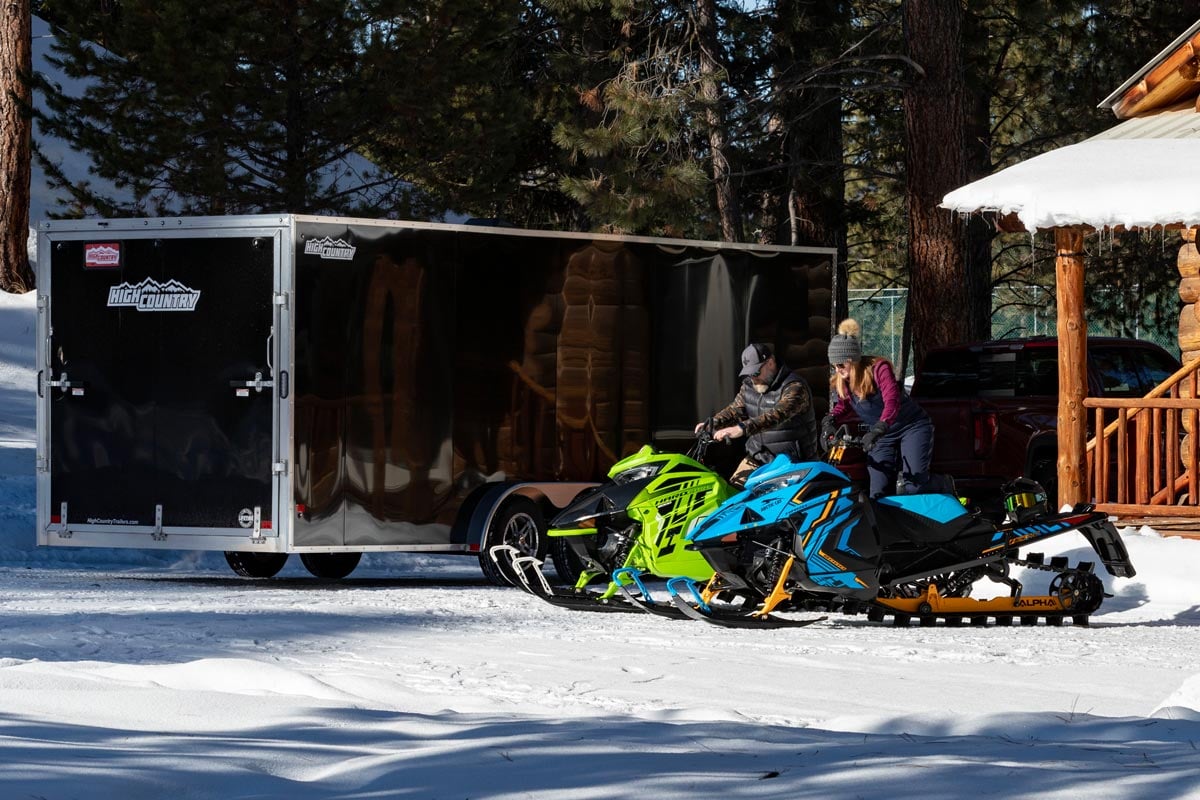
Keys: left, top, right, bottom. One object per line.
{"left": 670, "top": 449, "right": 1136, "bottom": 628}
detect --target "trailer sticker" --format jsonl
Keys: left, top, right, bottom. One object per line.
{"left": 83, "top": 242, "right": 121, "bottom": 269}
{"left": 303, "top": 236, "right": 356, "bottom": 260}
{"left": 107, "top": 278, "right": 201, "bottom": 312}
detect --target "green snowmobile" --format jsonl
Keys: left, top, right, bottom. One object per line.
{"left": 489, "top": 428, "right": 735, "bottom": 615}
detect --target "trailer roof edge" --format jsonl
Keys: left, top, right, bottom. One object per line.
{"left": 38, "top": 214, "right": 837, "bottom": 257}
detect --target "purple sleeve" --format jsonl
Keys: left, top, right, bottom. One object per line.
{"left": 873, "top": 360, "right": 904, "bottom": 425}
{"left": 828, "top": 392, "right": 850, "bottom": 421}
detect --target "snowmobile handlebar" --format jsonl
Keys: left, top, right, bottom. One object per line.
{"left": 688, "top": 419, "right": 718, "bottom": 462}
{"left": 824, "top": 424, "right": 865, "bottom": 466}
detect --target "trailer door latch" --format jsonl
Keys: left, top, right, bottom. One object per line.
{"left": 231, "top": 371, "right": 274, "bottom": 396}
{"left": 46, "top": 371, "right": 85, "bottom": 395}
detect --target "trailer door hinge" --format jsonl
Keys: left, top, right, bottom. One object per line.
{"left": 151, "top": 504, "right": 167, "bottom": 541}
{"left": 273, "top": 292, "right": 289, "bottom": 309}
{"left": 36, "top": 455, "right": 47, "bottom": 473}
{"left": 55, "top": 501, "right": 72, "bottom": 538}
{"left": 273, "top": 461, "right": 289, "bottom": 475}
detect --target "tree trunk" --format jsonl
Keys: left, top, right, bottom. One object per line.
{"left": 1, "top": 0, "right": 33, "bottom": 292}
{"left": 903, "top": 0, "right": 967, "bottom": 367}
{"left": 762, "top": 0, "right": 848, "bottom": 318}
{"left": 961, "top": 11, "right": 994, "bottom": 341}
{"left": 696, "top": 0, "right": 742, "bottom": 243}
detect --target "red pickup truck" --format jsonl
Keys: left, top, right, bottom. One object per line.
{"left": 910, "top": 337, "right": 1180, "bottom": 507}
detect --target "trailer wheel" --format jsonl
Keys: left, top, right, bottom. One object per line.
{"left": 224, "top": 551, "right": 289, "bottom": 578}
{"left": 300, "top": 552, "right": 362, "bottom": 580}
{"left": 480, "top": 497, "right": 546, "bottom": 587}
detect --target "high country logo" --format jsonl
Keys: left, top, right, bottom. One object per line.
{"left": 84, "top": 242, "right": 121, "bottom": 269}
{"left": 107, "top": 278, "right": 201, "bottom": 312}
{"left": 304, "top": 236, "right": 356, "bottom": 260}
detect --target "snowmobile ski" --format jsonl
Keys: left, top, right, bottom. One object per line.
{"left": 610, "top": 568, "right": 694, "bottom": 620}
{"left": 664, "top": 577, "right": 827, "bottom": 629}
{"left": 489, "top": 545, "right": 644, "bottom": 614}
{"left": 487, "top": 544, "right": 535, "bottom": 590}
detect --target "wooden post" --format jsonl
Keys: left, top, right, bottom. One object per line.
{"left": 1056, "top": 227, "right": 1087, "bottom": 507}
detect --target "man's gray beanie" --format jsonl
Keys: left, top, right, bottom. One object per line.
{"left": 827, "top": 333, "right": 862, "bottom": 365}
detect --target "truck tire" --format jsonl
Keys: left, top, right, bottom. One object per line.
{"left": 300, "top": 552, "right": 362, "bottom": 580}
{"left": 479, "top": 497, "right": 546, "bottom": 587}
{"left": 224, "top": 551, "right": 289, "bottom": 578}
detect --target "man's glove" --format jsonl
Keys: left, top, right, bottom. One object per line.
{"left": 861, "top": 421, "right": 888, "bottom": 452}
{"left": 819, "top": 415, "right": 836, "bottom": 453}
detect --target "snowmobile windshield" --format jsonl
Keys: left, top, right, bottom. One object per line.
{"left": 549, "top": 479, "right": 649, "bottom": 528}
{"left": 747, "top": 468, "right": 813, "bottom": 498}
{"left": 612, "top": 464, "right": 661, "bottom": 485}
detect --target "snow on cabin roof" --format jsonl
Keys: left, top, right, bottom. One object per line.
{"left": 940, "top": 102, "right": 1200, "bottom": 232}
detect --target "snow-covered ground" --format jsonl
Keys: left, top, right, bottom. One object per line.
{"left": 3, "top": 288, "right": 1200, "bottom": 799}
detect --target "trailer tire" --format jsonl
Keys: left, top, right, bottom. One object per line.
{"left": 480, "top": 497, "right": 546, "bottom": 587}
{"left": 224, "top": 551, "right": 289, "bottom": 578}
{"left": 300, "top": 552, "right": 362, "bottom": 580}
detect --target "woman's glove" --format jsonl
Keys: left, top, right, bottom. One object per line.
{"left": 819, "top": 416, "right": 836, "bottom": 453}
{"left": 861, "top": 421, "right": 888, "bottom": 451}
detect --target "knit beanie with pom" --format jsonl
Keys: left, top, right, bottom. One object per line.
{"left": 827, "top": 318, "right": 863, "bottom": 365}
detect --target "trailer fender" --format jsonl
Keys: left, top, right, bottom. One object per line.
{"left": 455, "top": 481, "right": 598, "bottom": 551}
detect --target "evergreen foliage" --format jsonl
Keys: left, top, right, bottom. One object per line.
{"left": 13, "top": 0, "right": 1200, "bottom": 359}
{"left": 34, "top": 0, "right": 416, "bottom": 217}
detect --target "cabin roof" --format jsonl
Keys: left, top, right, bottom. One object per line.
{"left": 940, "top": 101, "right": 1200, "bottom": 232}
{"left": 1100, "top": 20, "right": 1200, "bottom": 118}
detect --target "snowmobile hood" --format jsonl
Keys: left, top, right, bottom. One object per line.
{"left": 687, "top": 461, "right": 854, "bottom": 545}
{"left": 549, "top": 478, "right": 651, "bottom": 528}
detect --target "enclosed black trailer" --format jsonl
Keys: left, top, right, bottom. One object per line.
{"left": 35, "top": 215, "right": 835, "bottom": 579}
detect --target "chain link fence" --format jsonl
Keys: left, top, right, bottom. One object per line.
{"left": 848, "top": 286, "right": 1182, "bottom": 380}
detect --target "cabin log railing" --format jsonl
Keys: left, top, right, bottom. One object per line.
{"left": 1085, "top": 358, "right": 1200, "bottom": 517}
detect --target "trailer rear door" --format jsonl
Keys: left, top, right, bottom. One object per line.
{"left": 41, "top": 231, "right": 281, "bottom": 537}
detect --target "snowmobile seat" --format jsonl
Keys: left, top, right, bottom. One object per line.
{"left": 872, "top": 493, "right": 978, "bottom": 545}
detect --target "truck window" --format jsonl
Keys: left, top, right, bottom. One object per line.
{"left": 914, "top": 347, "right": 1058, "bottom": 399}
{"left": 914, "top": 351, "right": 982, "bottom": 397}
{"left": 1091, "top": 347, "right": 1145, "bottom": 397}
{"left": 1132, "top": 348, "right": 1181, "bottom": 393}
{"left": 1022, "top": 351, "right": 1058, "bottom": 396}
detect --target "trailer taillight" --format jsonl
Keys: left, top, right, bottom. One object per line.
{"left": 295, "top": 504, "right": 306, "bottom": 515}
{"left": 261, "top": 520, "right": 272, "bottom": 529}
{"left": 50, "top": 515, "right": 61, "bottom": 524}
{"left": 973, "top": 412, "right": 998, "bottom": 457}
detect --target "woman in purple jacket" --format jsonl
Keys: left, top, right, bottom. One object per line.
{"left": 822, "top": 318, "right": 934, "bottom": 497}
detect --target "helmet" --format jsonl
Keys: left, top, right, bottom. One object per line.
{"left": 1002, "top": 477, "right": 1049, "bottom": 523}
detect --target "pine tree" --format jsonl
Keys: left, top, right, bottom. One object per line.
{"left": 363, "top": 0, "right": 569, "bottom": 224}
{"left": 34, "top": 0, "right": 413, "bottom": 217}
{"left": 540, "top": 0, "right": 740, "bottom": 237}
{"left": 903, "top": 0, "right": 968, "bottom": 367}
